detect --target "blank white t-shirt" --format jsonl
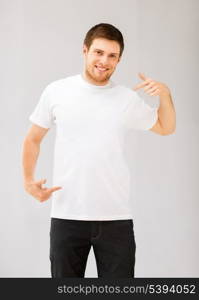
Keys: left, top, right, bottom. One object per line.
{"left": 29, "top": 74, "right": 158, "bottom": 220}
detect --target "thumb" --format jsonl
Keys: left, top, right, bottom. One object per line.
{"left": 35, "top": 178, "right": 47, "bottom": 185}
{"left": 138, "top": 72, "right": 147, "bottom": 81}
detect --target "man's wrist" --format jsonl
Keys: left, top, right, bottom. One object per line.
{"left": 24, "top": 178, "right": 34, "bottom": 186}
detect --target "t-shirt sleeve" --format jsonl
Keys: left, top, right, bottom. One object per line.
{"left": 29, "top": 85, "right": 54, "bottom": 129}
{"left": 123, "top": 91, "right": 159, "bottom": 130}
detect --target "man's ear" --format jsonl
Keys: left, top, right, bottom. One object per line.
{"left": 83, "top": 44, "right": 88, "bottom": 55}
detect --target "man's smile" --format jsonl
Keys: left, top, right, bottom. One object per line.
{"left": 95, "top": 65, "right": 109, "bottom": 72}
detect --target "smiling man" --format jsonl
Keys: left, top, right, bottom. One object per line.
{"left": 22, "top": 23, "right": 176, "bottom": 278}
{"left": 83, "top": 37, "right": 121, "bottom": 85}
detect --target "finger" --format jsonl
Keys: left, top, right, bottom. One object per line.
{"left": 37, "top": 196, "right": 49, "bottom": 203}
{"left": 138, "top": 72, "right": 147, "bottom": 81}
{"left": 48, "top": 186, "right": 62, "bottom": 193}
{"left": 143, "top": 82, "right": 156, "bottom": 92}
{"left": 133, "top": 79, "right": 153, "bottom": 91}
{"left": 150, "top": 89, "right": 160, "bottom": 96}
{"left": 145, "top": 86, "right": 157, "bottom": 94}
{"left": 133, "top": 82, "right": 147, "bottom": 91}
{"left": 37, "top": 197, "right": 48, "bottom": 203}
{"left": 37, "top": 189, "right": 56, "bottom": 202}
{"left": 35, "top": 179, "right": 46, "bottom": 185}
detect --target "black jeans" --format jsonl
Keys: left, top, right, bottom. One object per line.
{"left": 50, "top": 218, "right": 136, "bottom": 278}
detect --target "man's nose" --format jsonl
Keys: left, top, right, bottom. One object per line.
{"left": 99, "top": 55, "right": 109, "bottom": 65}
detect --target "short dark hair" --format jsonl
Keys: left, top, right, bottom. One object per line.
{"left": 83, "top": 23, "right": 124, "bottom": 57}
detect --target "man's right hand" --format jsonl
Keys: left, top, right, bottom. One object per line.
{"left": 24, "top": 179, "right": 62, "bottom": 202}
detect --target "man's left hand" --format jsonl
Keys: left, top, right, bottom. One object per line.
{"left": 133, "top": 73, "right": 171, "bottom": 97}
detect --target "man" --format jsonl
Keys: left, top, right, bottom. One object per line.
{"left": 22, "top": 23, "right": 176, "bottom": 278}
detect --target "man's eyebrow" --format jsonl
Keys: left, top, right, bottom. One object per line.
{"left": 94, "top": 48, "right": 119, "bottom": 55}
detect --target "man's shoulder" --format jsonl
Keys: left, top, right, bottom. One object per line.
{"left": 45, "top": 74, "right": 79, "bottom": 90}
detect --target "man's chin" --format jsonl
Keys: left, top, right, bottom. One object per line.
{"left": 92, "top": 72, "right": 111, "bottom": 83}
{"left": 94, "top": 77, "right": 109, "bottom": 83}
{"left": 85, "top": 69, "right": 113, "bottom": 85}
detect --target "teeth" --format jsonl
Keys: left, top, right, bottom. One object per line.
{"left": 96, "top": 66, "right": 107, "bottom": 71}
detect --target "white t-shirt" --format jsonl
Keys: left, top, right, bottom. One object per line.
{"left": 29, "top": 74, "right": 158, "bottom": 220}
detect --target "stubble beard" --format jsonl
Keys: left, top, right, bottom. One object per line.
{"left": 85, "top": 66, "right": 114, "bottom": 85}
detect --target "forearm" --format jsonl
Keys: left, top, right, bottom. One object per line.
{"left": 158, "top": 92, "right": 176, "bottom": 134}
{"left": 22, "top": 138, "right": 40, "bottom": 184}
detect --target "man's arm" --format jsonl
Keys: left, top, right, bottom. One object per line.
{"left": 150, "top": 92, "right": 176, "bottom": 135}
{"left": 22, "top": 124, "right": 48, "bottom": 183}
{"left": 22, "top": 124, "right": 62, "bottom": 202}
{"left": 133, "top": 73, "right": 176, "bottom": 135}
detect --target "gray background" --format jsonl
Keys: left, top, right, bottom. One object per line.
{"left": 0, "top": 0, "right": 198, "bottom": 277}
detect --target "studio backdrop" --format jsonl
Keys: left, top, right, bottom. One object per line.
{"left": 0, "top": 0, "right": 198, "bottom": 277}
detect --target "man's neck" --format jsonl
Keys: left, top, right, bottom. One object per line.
{"left": 82, "top": 70, "right": 110, "bottom": 86}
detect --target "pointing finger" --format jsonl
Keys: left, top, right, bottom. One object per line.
{"left": 48, "top": 186, "right": 62, "bottom": 193}
{"left": 133, "top": 81, "right": 149, "bottom": 91}
{"left": 133, "top": 79, "right": 152, "bottom": 91}
{"left": 138, "top": 72, "right": 147, "bottom": 81}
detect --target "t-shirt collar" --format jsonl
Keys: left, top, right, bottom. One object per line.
{"left": 78, "top": 73, "right": 113, "bottom": 89}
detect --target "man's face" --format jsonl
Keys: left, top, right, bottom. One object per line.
{"left": 83, "top": 38, "right": 121, "bottom": 85}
